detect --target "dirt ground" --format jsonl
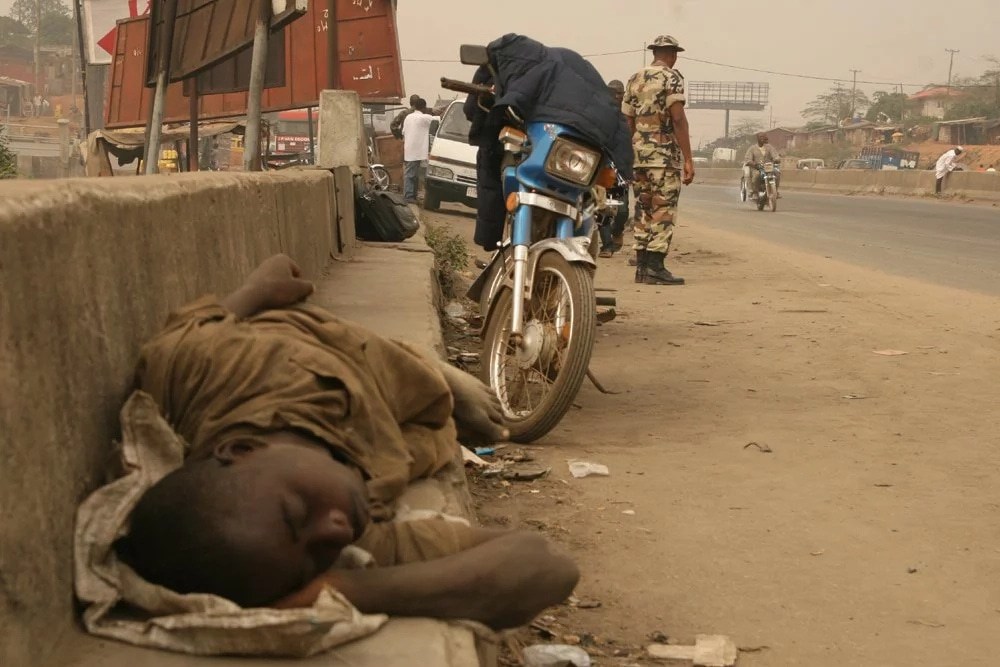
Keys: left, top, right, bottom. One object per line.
{"left": 427, "top": 204, "right": 1000, "bottom": 667}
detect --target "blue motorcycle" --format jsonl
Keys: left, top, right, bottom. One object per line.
{"left": 443, "top": 45, "right": 621, "bottom": 442}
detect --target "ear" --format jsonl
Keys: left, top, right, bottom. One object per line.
{"left": 213, "top": 438, "right": 267, "bottom": 465}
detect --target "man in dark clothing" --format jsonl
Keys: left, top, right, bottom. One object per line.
{"left": 464, "top": 67, "right": 507, "bottom": 252}
{"left": 598, "top": 80, "right": 631, "bottom": 258}
{"left": 463, "top": 35, "right": 633, "bottom": 253}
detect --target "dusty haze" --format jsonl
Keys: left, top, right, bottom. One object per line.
{"left": 9, "top": 0, "right": 997, "bottom": 145}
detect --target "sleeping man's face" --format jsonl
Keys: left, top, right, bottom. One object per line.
{"left": 205, "top": 442, "right": 371, "bottom": 606}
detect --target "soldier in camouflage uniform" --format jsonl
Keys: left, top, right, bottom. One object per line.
{"left": 622, "top": 35, "right": 695, "bottom": 285}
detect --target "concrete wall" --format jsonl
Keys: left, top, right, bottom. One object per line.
{"left": 0, "top": 170, "right": 340, "bottom": 666}
{"left": 697, "top": 167, "right": 1000, "bottom": 200}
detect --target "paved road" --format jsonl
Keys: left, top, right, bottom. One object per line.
{"left": 682, "top": 184, "right": 1000, "bottom": 295}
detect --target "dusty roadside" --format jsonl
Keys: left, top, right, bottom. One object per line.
{"left": 429, "top": 205, "right": 1000, "bottom": 667}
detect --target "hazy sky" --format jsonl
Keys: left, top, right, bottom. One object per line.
{"left": 5, "top": 1, "right": 997, "bottom": 146}
{"left": 394, "top": 0, "right": 1000, "bottom": 146}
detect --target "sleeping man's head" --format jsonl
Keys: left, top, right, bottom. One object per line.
{"left": 117, "top": 440, "right": 370, "bottom": 608}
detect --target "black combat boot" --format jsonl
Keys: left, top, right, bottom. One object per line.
{"left": 642, "top": 251, "right": 685, "bottom": 285}
{"left": 633, "top": 250, "right": 648, "bottom": 283}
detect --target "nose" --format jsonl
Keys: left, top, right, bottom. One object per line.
{"left": 305, "top": 509, "right": 355, "bottom": 551}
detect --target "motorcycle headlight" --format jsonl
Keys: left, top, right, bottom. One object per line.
{"left": 544, "top": 138, "right": 602, "bottom": 186}
{"left": 427, "top": 165, "right": 454, "bottom": 180}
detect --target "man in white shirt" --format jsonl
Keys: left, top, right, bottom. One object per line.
{"left": 934, "top": 146, "right": 964, "bottom": 194}
{"left": 401, "top": 98, "right": 436, "bottom": 203}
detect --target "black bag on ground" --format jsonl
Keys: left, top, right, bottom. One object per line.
{"left": 355, "top": 186, "right": 419, "bottom": 242}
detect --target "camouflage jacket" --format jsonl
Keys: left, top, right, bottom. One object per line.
{"left": 622, "top": 65, "right": 686, "bottom": 169}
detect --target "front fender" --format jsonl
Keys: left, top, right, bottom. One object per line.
{"left": 528, "top": 237, "right": 597, "bottom": 276}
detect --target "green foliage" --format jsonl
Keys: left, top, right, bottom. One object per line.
{"left": 5, "top": 0, "right": 73, "bottom": 46}
{"left": 424, "top": 222, "right": 470, "bottom": 298}
{"left": 802, "top": 86, "right": 870, "bottom": 125}
{"left": 0, "top": 132, "right": 19, "bottom": 179}
{"left": 0, "top": 15, "right": 31, "bottom": 50}
{"left": 866, "top": 91, "right": 913, "bottom": 123}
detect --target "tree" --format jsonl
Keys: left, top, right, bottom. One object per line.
{"left": 6, "top": 0, "right": 73, "bottom": 45}
{"left": 0, "top": 15, "right": 32, "bottom": 50}
{"left": 731, "top": 118, "right": 764, "bottom": 139}
{"left": 943, "top": 61, "right": 1000, "bottom": 121}
{"left": 0, "top": 132, "right": 18, "bottom": 179}
{"left": 802, "top": 85, "right": 870, "bottom": 125}
{"left": 8, "top": 0, "right": 70, "bottom": 26}
{"left": 865, "top": 91, "right": 912, "bottom": 123}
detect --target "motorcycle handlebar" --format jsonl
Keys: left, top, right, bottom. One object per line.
{"left": 440, "top": 77, "right": 493, "bottom": 96}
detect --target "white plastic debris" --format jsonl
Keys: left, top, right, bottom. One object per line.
{"left": 524, "top": 644, "right": 592, "bottom": 667}
{"left": 568, "top": 461, "right": 610, "bottom": 478}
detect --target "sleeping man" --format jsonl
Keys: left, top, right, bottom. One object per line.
{"left": 115, "top": 254, "right": 578, "bottom": 629}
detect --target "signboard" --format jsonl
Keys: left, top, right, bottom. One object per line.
{"left": 105, "top": 0, "right": 405, "bottom": 128}
{"left": 146, "top": 0, "right": 307, "bottom": 85}
{"left": 687, "top": 82, "right": 769, "bottom": 111}
{"left": 81, "top": 0, "right": 151, "bottom": 66}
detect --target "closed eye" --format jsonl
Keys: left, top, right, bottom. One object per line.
{"left": 281, "top": 502, "right": 300, "bottom": 543}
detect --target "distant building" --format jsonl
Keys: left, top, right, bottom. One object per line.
{"left": 908, "top": 86, "right": 965, "bottom": 120}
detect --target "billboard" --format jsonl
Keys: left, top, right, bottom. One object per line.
{"left": 687, "top": 82, "right": 769, "bottom": 111}
{"left": 105, "top": 0, "right": 404, "bottom": 128}
{"left": 81, "top": 0, "right": 151, "bottom": 66}
{"left": 81, "top": 1, "right": 306, "bottom": 67}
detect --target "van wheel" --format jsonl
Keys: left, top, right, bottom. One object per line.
{"left": 423, "top": 186, "right": 441, "bottom": 211}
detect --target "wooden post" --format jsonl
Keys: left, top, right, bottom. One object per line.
{"left": 326, "top": 0, "right": 339, "bottom": 89}
{"left": 306, "top": 106, "right": 315, "bottom": 164}
{"left": 242, "top": 0, "right": 271, "bottom": 172}
{"left": 188, "top": 78, "right": 199, "bottom": 171}
{"left": 145, "top": 0, "right": 180, "bottom": 175}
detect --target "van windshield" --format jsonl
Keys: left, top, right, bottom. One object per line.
{"left": 437, "top": 103, "right": 472, "bottom": 144}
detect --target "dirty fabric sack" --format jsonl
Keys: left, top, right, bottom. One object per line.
{"left": 355, "top": 186, "right": 419, "bottom": 242}
{"left": 73, "top": 391, "right": 388, "bottom": 658}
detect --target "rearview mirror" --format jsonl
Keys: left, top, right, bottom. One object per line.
{"left": 460, "top": 45, "right": 489, "bottom": 66}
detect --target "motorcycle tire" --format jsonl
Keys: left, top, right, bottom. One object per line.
{"left": 740, "top": 178, "right": 748, "bottom": 203}
{"left": 480, "top": 251, "right": 596, "bottom": 443}
{"left": 756, "top": 195, "right": 766, "bottom": 211}
{"left": 767, "top": 182, "right": 778, "bottom": 212}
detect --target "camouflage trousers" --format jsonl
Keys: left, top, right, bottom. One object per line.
{"left": 632, "top": 167, "right": 681, "bottom": 254}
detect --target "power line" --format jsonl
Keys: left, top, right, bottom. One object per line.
{"left": 401, "top": 49, "right": 965, "bottom": 90}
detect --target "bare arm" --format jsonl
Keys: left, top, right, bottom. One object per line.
{"left": 669, "top": 102, "right": 695, "bottom": 185}
{"left": 274, "top": 529, "right": 579, "bottom": 630}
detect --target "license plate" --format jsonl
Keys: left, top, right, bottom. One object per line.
{"left": 466, "top": 186, "right": 478, "bottom": 198}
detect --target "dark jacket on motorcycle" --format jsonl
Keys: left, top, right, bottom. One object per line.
{"left": 486, "top": 33, "right": 634, "bottom": 179}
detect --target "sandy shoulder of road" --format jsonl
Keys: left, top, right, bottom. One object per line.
{"left": 462, "top": 213, "right": 1000, "bottom": 666}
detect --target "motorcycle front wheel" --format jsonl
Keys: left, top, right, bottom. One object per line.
{"left": 480, "top": 251, "right": 596, "bottom": 443}
{"left": 767, "top": 181, "right": 778, "bottom": 211}
{"left": 370, "top": 165, "right": 391, "bottom": 191}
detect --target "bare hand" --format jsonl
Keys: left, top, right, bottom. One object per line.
{"left": 245, "top": 254, "right": 315, "bottom": 310}
{"left": 682, "top": 160, "right": 696, "bottom": 186}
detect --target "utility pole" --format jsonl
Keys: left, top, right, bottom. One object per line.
{"left": 849, "top": 69, "right": 861, "bottom": 119}
{"left": 33, "top": 0, "right": 41, "bottom": 105}
{"left": 945, "top": 48, "right": 960, "bottom": 102}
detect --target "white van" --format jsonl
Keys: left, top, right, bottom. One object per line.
{"left": 424, "top": 100, "right": 479, "bottom": 211}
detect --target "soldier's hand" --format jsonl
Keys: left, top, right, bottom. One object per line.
{"left": 683, "top": 160, "right": 696, "bottom": 186}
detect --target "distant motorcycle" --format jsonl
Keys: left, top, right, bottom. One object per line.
{"left": 741, "top": 160, "right": 780, "bottom": 212}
